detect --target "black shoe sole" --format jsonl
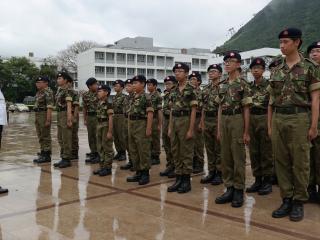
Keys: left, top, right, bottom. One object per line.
{"left": 231, "top": 202, "right": 243, "bottom": 208}
{"left": 272, "top": 212, "right": 290, "bottom": 218}
{"left": 289, "top": 215, "right": 303, "bottom": 222}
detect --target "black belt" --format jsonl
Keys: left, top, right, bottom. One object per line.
{"left": 87, "top": 112, "right": 96, "bottom": 116}
{"left": 56, "top": 107, "right": 67, "bottom": 112}
{"left": 205, "top": 111, "right": 218, "bottom": 117}
{"left": 163, "top": 114, "right": 170, "bottom": 119}
{"left": 196, "top": 112, "right": 201, "bottom": 118}
{"left": 34, "top": 108, "right": 47, "bottom": 112}
{"left": 222, "top": 108, "right": 242, "bottom": 116}
{"left": 251, "top": 108, "right": 267, "bottom": 115}
{"left": 129, "top": 115, "right": 147, "bottom": 120}
{"left": 172, "top": 110, "right": 190, "bottom": 117}
{"left": 97, "top": 118, "right": 108, "bottom": 122}
{"left": 273, "top": 106, "right": 309, "bottom": 115}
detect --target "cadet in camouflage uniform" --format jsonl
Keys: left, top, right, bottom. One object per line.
{"left": 200, "top": 64, "right": 223, "bottom": 185}
{"left": 307, "top": 41, "right": 320, "bottom": 203}
{"left": 215, "top": 52, "right": 252, "bottom": 208}
{"left": 160, "top": 76, "right": 176, "bottom": 178}
{"left": 146, "top": 78, "right": 162, "bottom": 165}
{"left": 269, "top": 28, "right": 320, "bottom": 221}
{"left": 120, "top": 79, "right": 135, "bottom": 171}
{"left": 167, "top": 63, "right": 198, "bottom": 194}
{"left": 93, "top": 85, "right": 114, "bottom": 176}
{"left": 246, "top": 58, "right": 273, "bottom": 196}
{"left": 54, "top": 72, "right": 74, "bottom": 168}
{"left": 112, "top": 80, "right": 126, "bottom": 161}
{"left": 33, "top": 76, "right": 54, "bottom": 164}
{"left": 126, "top": 75, "right": 154, "bottom": 185}
{"left": 83, "top": 78, "right": 99, "bottom": 163}
{"left": 188, "top": 71, "right": 204, "bottom": 174}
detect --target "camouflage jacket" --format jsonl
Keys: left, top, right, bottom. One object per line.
{"left": 149, "top": 91, "right": 162, "bottom": 112}
{"left": 216, "top": 77, "right": 252, "bottom": 110}
{"left": 123, "top": 93, "right": 135, "bottom": 115}
{"left": 250, "top": 78, "right": 270, "bottom": 109}
{"left": 82, "top": 90, "right": 98, "bottom": 113}
{"left": 169, "top": 82, "right": 198, "bottom": 112}
{"left": 163, "top": 90, "right": 171, "bottom": 116}
{"left": 69, "top": 88, "right": 79, "bottom": 111}
{"left": 97, "top": 99, "right": 113, "bottom": 121}
{"left": 34, "top": 87, "right": 54, "bottom": 110}
{"left": 112, "top": 92, "right": 126, "bottom": 114}
{"left": 194, "top": 87, "right": 203, "bottom": 112}
{"left": 55, "top": 86, "right": 73, "bottom": 109}
{"left": 128, "top": 91, "right": 154, "bottom": 117}
{"left": 268, "top": 55, "right": 320, "bottom": 108}
{"left": 201, "top": 82, "right": 220, "bottom": 113}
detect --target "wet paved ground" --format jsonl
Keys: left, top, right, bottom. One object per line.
{"left": 0, "top": 112, "right": 319, "bottom": 240}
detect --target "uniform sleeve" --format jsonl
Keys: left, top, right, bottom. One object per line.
{"left": 241, "top": 81, "right": 253, "bottom": 106}
{"left": 73, "top": 92, "right": 80, "bottom": 106}
{"left": 156, "top": 95, "right": 163, "bottom": 110}
{"left": 189, "top": 88, "right": 198, "bottom": 107}
{"left": 82, "top": 93, "right": 88, "bottom": 108}
{"left": 45, "top": 90, "right": 54, "bottom": 109}
{"left": 66, "top": 90, "right": 73, "bottom": 102}
{"left": 146, "top": 95, "right": 154, "bottom": 113}
{"left": 107, "top": 103, "right": 114, "bottom": 115}
{"left": 308, "top": 65, "right": 320, "bottom": 92}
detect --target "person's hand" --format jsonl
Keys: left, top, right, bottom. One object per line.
{"left": 146, "top": 128, "right": 152, "bottom": 137}
{"left": 308, "top": 127, "right": 318, "bottom": 141}
{"left": 106, "top": 132, "right": 113, "bottom": 140}
{"left": 268, "top": 127, "right": 272, "bottom": 138}
{"left": 185, "top": 129, "right": 194, "bottom": 140}
{"left": 67, "top": 117, "right": 73, "bottom": 128}
{"left": 158, "top": 124, "right": 161, "bottom": 132}
{"left": 45, "top": 119, "right": 51, "bottom": 127}
{"left": 198, "top": 122, "right": 204, "bottom": 132}
{"left": 243, "top": 132, "right": 250, "bottom": 145}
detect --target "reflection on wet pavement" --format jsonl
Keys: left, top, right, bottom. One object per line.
{"left": 0, "top": 113, "right": 319, "bottom": 240}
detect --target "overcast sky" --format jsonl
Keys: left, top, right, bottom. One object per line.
{"left": 0, "top": 0, "right": 271, "bottom": 58}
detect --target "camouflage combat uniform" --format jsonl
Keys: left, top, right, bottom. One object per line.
{"left": 149, "top": 90, "right": 162, "bottom": 161}
{"left": 112, "top": 92, "right": 126, "bottom": 155}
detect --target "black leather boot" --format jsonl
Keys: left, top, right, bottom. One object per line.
{"left": 139, "top": 170, "right": 150, "bottom": 185}
{"left": 53, "top": 159, "right": 71, "bottom": 168}
{"left": 120, "top": 160, "right": 133, "bottom": 170}
{"left": 113, "top": 152, "right": 120, "bottom": 160}
{"left": 200, "top": 171, "right": 215, "bottom": 184}
{"left": 258, "top": 176, "right": 272, "bottom": 195}
{"left": 289, "top": 200, "right": 304, "bottom": 222}
{"left": 127, "top": 171, "right": 142, "bottom": 182}
{"left": 167, "top": 168, "right": 176, "bottom": 178}
{"left": 33, "top": 151, "right": 44, "bottom": 163}
{"left": 231, "top": 189, "right": 244, "bottom": 208}
{"left": 36, "top": 151, "right": 51, "bottom": 163}
{"left": 178, "top": 174, "right": 191, "bottom": 193}
{"left": 117, "top": 151, "right": 127, "bottom": 161}
{"left": 99, "top": 167, "right": 112, "bottom": 177}
{"left": 167, "top": 175, "right": 182, "bottom": 192}
{"left": 271, "top": 175, "right": 278, "bottom": 185}
{"left": 89, "top": 153, "right": 100, "bottom": 164}
{"left": 211, "top": 171, "right": 223, "bottom": 185}
{"left": 308, "top": 185, "right": 318, "bottom": 203}
{"left": 0, "top": 186, "right": 8, "bottom": 194}
{"left": 272, "top": 198, "right": 292, "bottom": 218}
{"left": 151, "top": 155, "right": 160, "bottom": 165}
{"left": 192, "top": 161, "right": 203, "bottom": 174}
{"left": 246, "top": 176, "right": 262, "bottom": 193}
{"left": 160, "top": 166, "right": 174, "bottom": 177}
{"left": 215, "top": 187, "right": 234, "bottom": 204}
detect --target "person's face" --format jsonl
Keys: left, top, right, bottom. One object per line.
{"left": 114, "top": 84, "right": 123, "bottom": 92}
{"left": 133, "top": 81, "right": 144, "bottom": 93}
{"left": 280, "top": 38, "right": 300, "bottom": 55}
{"left": 310, "top": 48, "right": 320, "bottom": 64}
{"left": 97, "top": 90, "right": 107, "bottom": 100}
{"left": 224, "top": 58, "right": 240, "bottom": 73}
{"left": 89, "top": 83, "right": 98, "bottom": 92}
{"left": 125, "top": 83, "right": 133, "bottom": 93}
{"left": 57, "top": 77, "right": 67, "bottom": 86}
{"left": 250, "top": 65, "right": 265, "bottom": 79}
{"left": 147, "top": 83, "right": 156, "bottom": 92}
{"left": 174, "top": 69, "right": 188, "bottom": 82}
{"left": 189, "top": 77, "right": 199, "bottom": 88}
{"left": 36, "top": 81, "right": 47, "bottom": 90}
{"left": 164, "top": 81, "right": 174, "bottom": 91}
{"left": 208, "top": 69, "right": 221, "bottom": 80}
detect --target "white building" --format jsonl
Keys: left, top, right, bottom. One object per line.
{"left": 77, "top": 37, "right": 282, "bottom": 91}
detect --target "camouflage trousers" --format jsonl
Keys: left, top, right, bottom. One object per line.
{"left": 35, "top": 112, "right": 51, "bottom": 152}
{"left": 194, "top": 116, "right": 204, "bottom": 166}
{"left": 204, "top": 117, "right": 221, "bottom": 172}
{"left": 272, "top": 112, "right": 311, "bottom": 201}
{"left": 86, "top": 115, "right": 97, "bottom": 153}
{"left": 249, "top": 114, "right": 273, "bottom": 177}
{"left": 162, "top": 116, "right": 173, "bottom": 168}
{"left": 96, "top": 122, "right": 114, "bottom": 169}
{"left": 57, "top": 111, "right": 73, "bottom": 159}
{"left": 128, "top": 119, "right": 151, "bottom": 171}
{"left": 171, "top": 116, "right": 194, "bottom": 175}
{"left": 113, "top": 114, "right": 126, "bottom": 153}
{"left": 72, "top": 116, "right": 79, "bottom": 158}
{"left": 151, "top": 117, "right": 161, "bottom": 157}
{"left": 220, "top": 114, "right": 246, "bottom": 190}
{"left": 123, "top": 117, "right": 131, "bottom": 160}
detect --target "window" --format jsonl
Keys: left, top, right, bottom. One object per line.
{"left": 137, "top": 55, "right": 146, "bottom": 62}
{"left": 137, "top": 68, "right": 146, "bottom": 75}
{"left": 117, "top": 67, "right": 126, "bottom": 77}
{"left": 156, "top": 56, "right": 165, "bottom": 66}
{"left": 95, "top": 52, "right": 104, "bottom": 60}
{"left": 147, "top": 69, "right": 155, "bottom": 77}
{"left": 127, "top": 68, "right": 135, "bottom": 76}
{"left": 166, "top": 57, "right": 174, "bottom": 67}
{"left": 116, "top": 53, "right": 126, "bottom": 63}
{"left": 192, "top": 58, "right": 200, "bottom": 66}
{"left": 127, "top": 54, "right": 135, "bottom": 62}
{"left": 95, "top": 66, "right": 104, "bottom": 74}
{"left": 106, "top": 67, "right": 114, "bottom": 74}
{"left": 106, "top": 52, "right": 114, "bottom": 61}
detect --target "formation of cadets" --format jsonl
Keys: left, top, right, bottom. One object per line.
{"left": 32, "top": 28, "right": 320, "bottom": 222}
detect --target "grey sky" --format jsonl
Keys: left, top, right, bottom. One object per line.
{"left": 0, "top": 0, "right": 271, "bottom": 58}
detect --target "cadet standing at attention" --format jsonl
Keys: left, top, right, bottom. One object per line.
{"left": 93, "top": 85, "right": 114, "bottom": 177}
{"left": 200, "top": 64, "right": 223, "bottom": 185}
{"left": 167, "top": 63, "right": 198, "bottom": 194}
{"left": 33, "top": 76, "right": 54, "bottom": 164}
{"left": 126, "top": 75, "right": 154, "bottom": 185}
{"left": 215, "top": 52, "right": 252, "bottom": 208}
{"left": 112, "top": 80, "right": 127, "bottom": 161}
{"left": 54, "top": 72, "right": 74, "bottom": 168}
{"left": 120, "top": 78, "right": 135, "bottom": 171}
{"left": 188, "top": 71, "right": 204, "bottom": 174}
{"left": 307, "top": 41, "right": 320, "bottom": 203}
{"left": 146, "top": 78, "right": 162, "bottom": 165}
{"left": 83, "top": 77, "right": 99, "bottom": 164}
{"left": 246, "top": 58, "right": 273, "bottom": 196}
{"left": 268, "top": 28, "right": 320, "bottom": 221}
{"left": 160, "top": 76, "right": 176, "bottom": 178}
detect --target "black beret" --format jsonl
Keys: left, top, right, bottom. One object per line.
{"left": 113, "top": 79, "right": 124, "bottom": 87}
{"left": 249, "top": 58, "right": 266, "bottom": 69}
{"left": 36, "top": 76, "right": 49, "bottom": 82}
{"left": 207, "top": 64, "right": 222, "bottom": 73}
{"left": 278, "top": 28, "right": 302, "bottom": 39}
{"left": 98, "top": 85, "right": 111, "bottom": 93}
{"left": 146, "top": 78, "right": 158, "bottom": 85}
{"left": 188, "top": 71, "right": 202, "bottom": 82}
{"left": 164, "top": 76, "right": 176, "bottom": 83}
{"left": 125, "top": 78, "right": 133, "bottom": 84}
{"left": 307, "top": 41, "right": 320, "bottom": 54}
{"left": 57, "top": 72, "right": 73, "bottom": 82}
{"left": 86, "top": 77, "right": 97, "bottom": 86}
{"left": 269, "top": 57, "right": 283, "bottom": 70}
{"left": 223, "top": 51, "right": 241, "bottom": 62}
{"left": 132, "top": 75, "right": 146, "bottom": 83}
{"left": 172, "top": 63, "right": 189, "bottom": 72}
